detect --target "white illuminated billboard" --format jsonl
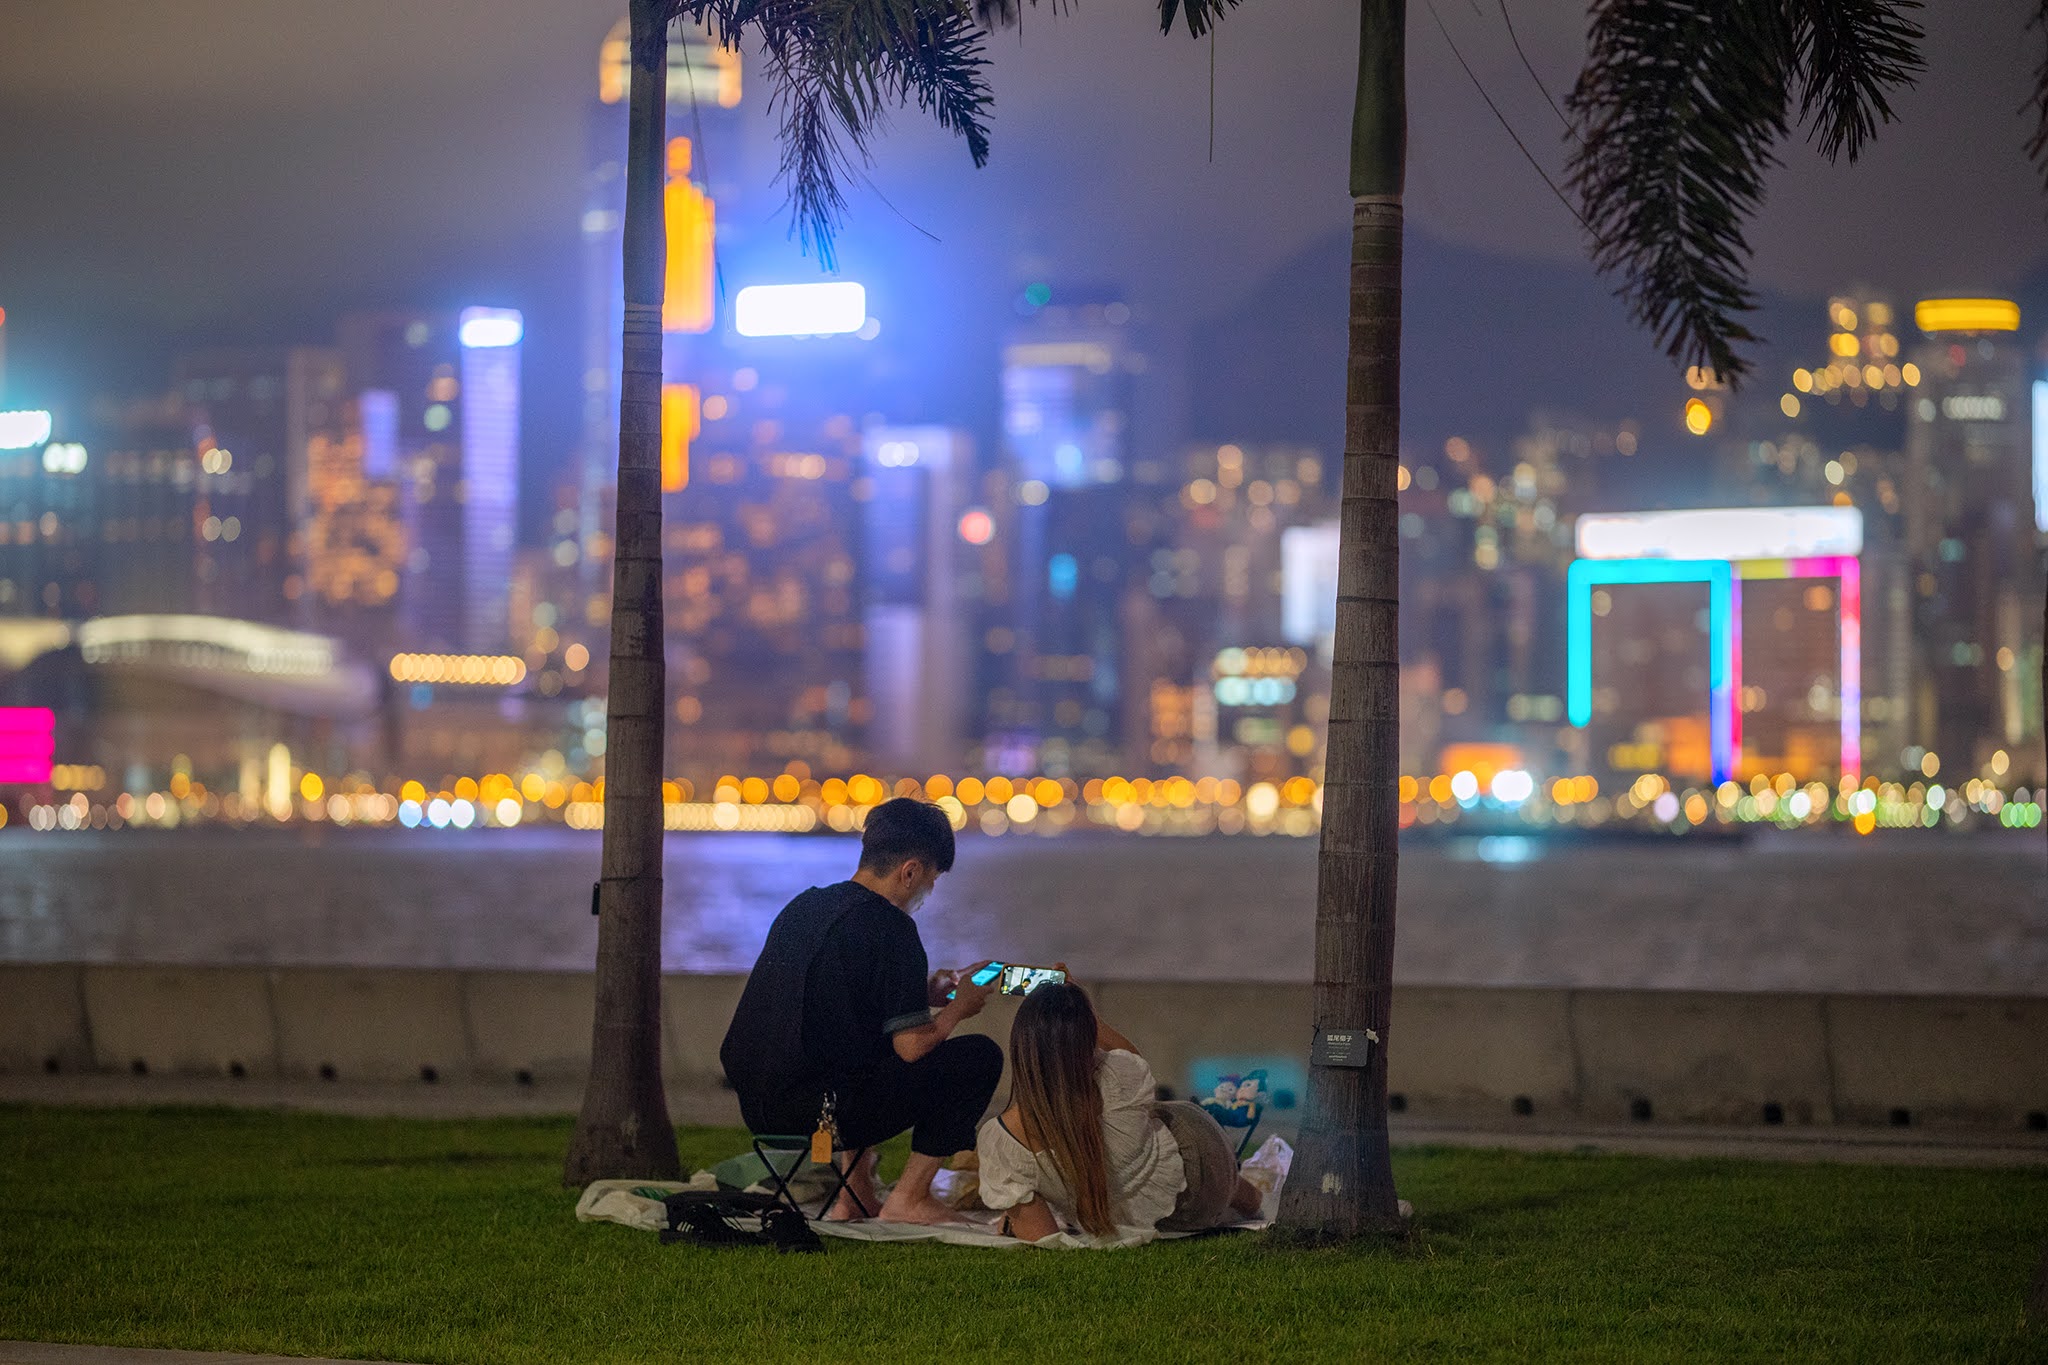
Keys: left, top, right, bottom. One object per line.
{"left": 2033, "top": 379, "right": 2047, "bottom": 532}
{"left": 1281, "top": 521, "right": 1341, "bottom": 653}
{"left": 734, "top": 282, "right": 866, "bottom": 337}
{"left": 458, "top": 307, "right": 524, "bottom": 349}
{"left": 0, "top": 410, "right": 54, "bottom": 451}
{"left": 1575, "top": 505, "right": 1863, "bottom": 562}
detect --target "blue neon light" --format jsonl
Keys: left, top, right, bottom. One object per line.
{"left": 1048, "top": 552, "right": 1078, "bottom": 599}
{"left": 1566, "top": 558, "right": 1734, "bottom": 784}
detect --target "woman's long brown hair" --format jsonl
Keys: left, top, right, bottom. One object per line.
{"left": 1008, "top": 982, "right": 1115, "bottom": 1237}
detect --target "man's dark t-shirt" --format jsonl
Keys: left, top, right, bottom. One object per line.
{"left": 719, "top": 882, "right": 933, "bottom": 1112}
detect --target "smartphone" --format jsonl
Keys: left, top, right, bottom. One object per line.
{"left": 946, "top": 962, "right": 1005, "bottom": 1001}
{"left": 997, "top": 964, "right": 1067, "bottom": 997}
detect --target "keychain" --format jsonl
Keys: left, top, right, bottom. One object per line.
{"left": 810, "top": 1091, "right": 838, "bottom": 1165}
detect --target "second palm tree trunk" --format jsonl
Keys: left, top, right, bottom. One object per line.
{"left": 1277, "top": 0, "right": 1406, "bottom": 1240}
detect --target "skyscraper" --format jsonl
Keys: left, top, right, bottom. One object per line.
{"left": 457, "top": 308, "right": 522, "bottom": 653}
{"left": 337, "top": 308, "right": 519, "bottom": 654}
{"left": 577, "top": 17, "right": 740, "bottom": 598}
{"left": 171, "top": 347, "right": 328, "bottom": 624}
{"left": 1902, "top": 297, "right": 2040, "bottom": 774}
{"left": 862, "top": 425, "right": 968, "bottom": 771}
{"left": 989, "top": 290, "right": 1150, "bottom": 775}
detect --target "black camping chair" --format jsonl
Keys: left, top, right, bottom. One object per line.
{"left": 749, "top": 1134, "right": 873, "bottom": 1220}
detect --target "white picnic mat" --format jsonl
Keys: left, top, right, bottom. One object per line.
{"left": 577, "top": 1136, "right": 1292, "bottom": 1250}
{"left": 811, "top": 1135, "right": 1291, "bottom": 1250}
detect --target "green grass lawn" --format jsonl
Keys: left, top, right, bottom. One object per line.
{"left": 2, "top": 1107, "right": 2044, "bottom": 1363}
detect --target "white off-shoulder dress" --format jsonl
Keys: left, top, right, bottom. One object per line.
{"left": 974, "top": 1048, "right": 1187, "bottom": 1246}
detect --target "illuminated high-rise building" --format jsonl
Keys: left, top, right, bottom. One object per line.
{"left": 338, "top": 310, "right": 461, "bottom": 648}
{"left": 457, "top": 307, "right": 522, "bottom": 653}
{"left": 862, "top": 425, "right": 969, "bottom": 771}
{"left": 335, "top": 308, "right": 519, "bottom": 654}
{"left": 0, "top": 403, "right": 92, "bottom": 618}
{"left": 660, "top": 421, "right": 868, "bottom": 778}
{"left": 1901, "top": 297, "right": 2042, "bottom": 775}
{"left": 577, "top": 16, "right": 740, "bottom": 598}
{"left": 1147, "top": 442, "right": 1336, "bottom": 781}
{"left": 987, "top": 288, "right": 1152, "bottom": 775}
{"left": 170, "top": 347, "right": 337, "bottom": 624}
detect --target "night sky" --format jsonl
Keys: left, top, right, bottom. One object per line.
{"left": 2, "top": 1, "right": 2043, "bottom": 534}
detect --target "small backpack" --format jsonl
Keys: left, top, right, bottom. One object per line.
{"left": 659, "top": 1190, "right": 822, "bottom": 1253}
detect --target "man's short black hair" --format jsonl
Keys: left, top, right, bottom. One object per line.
{"left": 859, "top": 797, "right": 956, "bottom": 875}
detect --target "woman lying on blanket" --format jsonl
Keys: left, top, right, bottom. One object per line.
{"left": 975, "top": 980, "right": 1265, "bottom": 1244}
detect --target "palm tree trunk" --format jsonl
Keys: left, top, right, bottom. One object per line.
{"left": 1276, "top": 0, "right": 1406, "bottom": 1241}
{"left": 563, "top": 0, "right": 682, "bottom": 1187}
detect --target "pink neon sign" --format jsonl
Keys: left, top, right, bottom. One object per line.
{"left": 0, "top": 707, "right": 56, "bottom": 785}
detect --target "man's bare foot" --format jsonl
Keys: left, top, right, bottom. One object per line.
{"left": 874, "top": 1193, "right": 962, "bottom": 1226}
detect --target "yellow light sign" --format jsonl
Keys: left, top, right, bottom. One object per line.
{"left": 664, "top": 138, "right": 715, "bottom": 334}
{"left": 1913, "top": 298, "right": 2019, "bottom": 334}
{"left": 388, "top": 653, "right": 528, "bottom": 685}
{"left": 662, "top": 383, "right": 699, "bottom": 492}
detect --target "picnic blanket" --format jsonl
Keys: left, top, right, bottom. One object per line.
{"left": 577, "top": 1136, "right": 1294, "bottom": 1251}
{"left": 814, "top": 1137, "right": 1291, "bottom": 1249}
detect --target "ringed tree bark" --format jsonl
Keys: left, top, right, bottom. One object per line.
{"left": 1275, "top": 0, "right": 1407, "bottom": 1240}
{"left": 564, "top": 0, "right": 682, "bottom": 1188}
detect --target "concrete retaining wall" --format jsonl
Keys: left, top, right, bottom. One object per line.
{"left": 3, "top": 964, "right": 2042, "bottom": 1131}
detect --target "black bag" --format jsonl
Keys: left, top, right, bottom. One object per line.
{"left": 659, "top": 1190, "right": 823, "bottom": 1254}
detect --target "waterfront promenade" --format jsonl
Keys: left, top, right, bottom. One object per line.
{"left": 1, "top": 829, "right": 2041, "bottom": 994}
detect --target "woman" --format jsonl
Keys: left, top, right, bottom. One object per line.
{"left": 975, "top": 981, "right": 1265, "bottom": 1244}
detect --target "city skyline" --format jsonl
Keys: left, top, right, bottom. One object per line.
{"left": 0, "top": 5, "right": 2042, "bottom": 836}
{"left": 2, "top": 3, "right": 2046, "bottom": 541}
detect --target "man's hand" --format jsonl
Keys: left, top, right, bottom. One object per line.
{"left": 945, "top": 960, "right": 999, "bottom": 1019}
{"left": 894, "top": 961, "right": 999, "bottom": 1064}
{"left": 927, "top": 967, "right": 958, "bottom": 1009}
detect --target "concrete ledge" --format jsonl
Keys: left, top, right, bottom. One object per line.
{"left": 3, "top": 964, "right": 2043, "bottom": 1133}
{"left": 463, "top": 971, "right": 594, "bottom": 1081}
{"left": 84, "top": 966, "right": 275, "bottom": 1078}
{"left": 0, "top": 964, "right": 91, "bottom": 1074}
{"left": 1390, "top": 986, "right": 1577, "bottom": 1118}
{"left": 1568, "top": 990, "right": 1836, "bottom": 1125}
{"left": 1825, "top": 995, "right": 2048, "bottom": 1126}
{"left": 1093, "top": 981, "right": 1311, "bottom": 1103}
{"left": 271, "top": 970, "right": 471, "bottom": 1083}
{"left": 661, "top": 974, "right": 747, "bottom": 1084}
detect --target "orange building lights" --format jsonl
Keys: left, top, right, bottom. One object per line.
{"left": 387, "top": 653, "right": 527, "bottom": 685}
{"left": 661, "top": 383, "right": 699, "bottom": 492}
{"left": 663, "top": 138, "right": 715, "bottom": 334}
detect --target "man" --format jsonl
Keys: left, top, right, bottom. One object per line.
{"left": 719, "top": 796, "right": 1001, "bottom": 1224}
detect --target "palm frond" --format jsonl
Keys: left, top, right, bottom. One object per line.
{"left": 1158, "top": 0, "right": 1243, "bottom": 38}
{"left": 2026, "top": 0, "right": 2048, "bottom": 191}
{"left": 1789, "top": 0, "right": 1922, "bottom": 162}
{"left": 1567, "top": 0, "right": 1796, "bottom": 384}
{"left": 677, "top": 1, "right": 995, "bottom": 264}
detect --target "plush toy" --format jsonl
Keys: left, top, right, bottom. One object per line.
{"left": 1232, "top": 1070, "right": 1269, "bottom": 1116}
{"left": 1199, "top": 1075, "right": 1243, "bottom": 1126}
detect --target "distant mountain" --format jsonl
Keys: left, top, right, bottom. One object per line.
{"left": 1184, "top": 225, "right": 1836, "bottom": 471}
